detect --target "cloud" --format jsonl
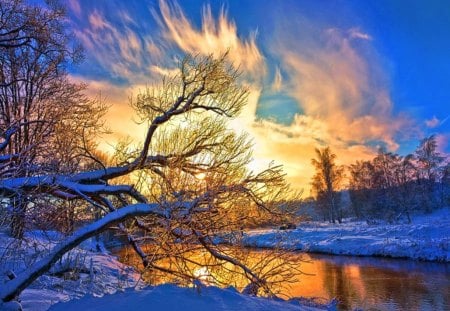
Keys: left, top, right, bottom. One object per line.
{"left": 155, "top": 0, "right": 265, "bottom": 80}
{"left": 230, "top": 17, "right": 415, "bottom": 192}
{"left": 272, "top": 66, "right": 283, "bottom": 92}
{"left": 435, "top": 133, "right": 450, "bottom": 155}
{"left": 425, "top": 115, "right": 450, "bottom": 129}
{"left": 348, "top": 28, "right": 372, "bottom": 40}
{"left": 72, "top": 8, "right": 163, "bottom": 85}
{"left": 425, "top": 116, "right": 440, "bottom": 128}
{"left": 68, "top": 0, "right": 81, "bottom": 18}
{"left": 243, "top": 115, "right": 377, "bottom": 194}
{"left": 269, "top": 25, "right": 412, "bottom": 151}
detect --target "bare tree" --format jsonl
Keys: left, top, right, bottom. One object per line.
{"left": 349, "top": 151, "right": 407, "bottom": 222}
{"left": 0, "top": 0, "right": 106, "bottom": 238}
{"left": 442, "top": 162, "right": 450, "bottom": 205}
{"left": 348, "top": 160, "right": 376, "bottom": 219}
{"left": 414, "top": 135, "right": 445, "bottom": 212}
{"left": 348, "top": 142, "right": 450, "bottom": 223}
{"left": 0, "top": 54, "right": 297, "bottom": 304}
{"left": 311, "top": 147, "right": 344, "bottom": 223}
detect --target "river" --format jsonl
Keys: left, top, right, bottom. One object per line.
{"left": 112, "top": 246, "right": 450, "bottom": 310}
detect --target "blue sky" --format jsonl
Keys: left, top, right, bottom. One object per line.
{"left": 65, "top": 0, "right": 450, "bottom": 190}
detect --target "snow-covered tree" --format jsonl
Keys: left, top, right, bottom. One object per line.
{"left": 0, "top": 0, "right": 107, "bottom": 238}
{"left": 0, "top": 53, "right": 297, "bottom": 304}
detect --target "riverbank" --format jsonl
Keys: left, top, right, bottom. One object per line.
{"left": 48, "top": 284, "right": 324, "bottom": 311}
{"left": 243, "top": 207, "right": 450, "bottom": 262}
{"left": 0, "top": 231, "right": 325, "bottom": 311}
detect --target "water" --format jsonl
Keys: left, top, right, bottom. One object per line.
{"left": 113, "top": 246, "right": 450, "bottom": 310}
{"left": 288, "top": 254, "right": 450, "bottom": 310}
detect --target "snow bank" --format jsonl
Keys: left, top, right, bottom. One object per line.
{"left": 48, "top": 284, "right": 323, "bottom": 311}
{"left": 243, "top": 207, "right": 450, "bottom": 262}
{"left": 0, "top": 231, "right": 144, "bottom": 311}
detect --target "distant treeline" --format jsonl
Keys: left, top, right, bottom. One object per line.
{"left": 310, "top": 135, "right": 450, "bottom": 223}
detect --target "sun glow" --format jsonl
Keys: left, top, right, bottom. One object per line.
{"left": 195, "top": 172, "right": 206, "bottom": 180}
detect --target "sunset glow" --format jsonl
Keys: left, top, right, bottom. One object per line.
{"left": 67, "top": 0, "right": 450, "bottom": 192}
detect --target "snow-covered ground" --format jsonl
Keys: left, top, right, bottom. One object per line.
{"left": 0, "top": 231, "right": 326, "bottom": 311}
{"left": 48, "top": 284, "right": 324, "bottom": 311}
{"left": 0, "top": 231, "right": 145, "bottom": 311}
{"left": 243, "top": 207, "right": 450, "bottom": 262}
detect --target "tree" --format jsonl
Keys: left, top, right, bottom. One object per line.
{"left": 442, "top": 162, "right": 450, "bottom": 205}
{"left": 348, "top": 151, "right": 418, "bottom": 222}
{"left": 347, "top": 137, "right": 449, "bottom": 222}
{"left": 311, "top": 147, "right": 344, "bottom": 223}
{"left": 0, "top": 0, "right": 106, "bottom": 238}
{"left": 414, "top": 135, "right": 445, "bottom": 212}
{"left": 348, "top": 160, "right": 376, "bottom": 219}
{"left": 0, "top": 54, "right": 297, "bottom": 304}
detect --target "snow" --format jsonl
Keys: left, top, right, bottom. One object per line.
{"left": 0, "top": 231, "right": 145, "bottom": 310}
{"left": 48, "top": 284, "right": 322, "bottom": 311}
{"left": 243, "top": 207, "right": 450, "bottom": 262}
{"left": 0, "top": 232, "right": 325, "bottom": 311}
{"left": 0, "top": 204, "right": 165, "bottom": 303}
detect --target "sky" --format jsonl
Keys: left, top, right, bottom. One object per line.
{"left": 65, "top": 0, "right": 450, "bottom": 193}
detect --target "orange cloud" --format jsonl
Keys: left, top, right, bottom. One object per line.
{"left": 241, "top": 116, "right": 377, "bottom": 193}
{"left": 232, "top": 24, "right": 415, "bottom": 192}
{"left": 156, "top": 0, "right": 265, "bottom": 80}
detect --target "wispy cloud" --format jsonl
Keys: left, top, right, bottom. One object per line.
{"left": 435, "top": 133, "right": 450, "bottom": 155}
{"left": 348, "top": 28, "right": 372, "bottom": 41}
{"left": 68, "top": 0, "right": 81, "bottom": 18}
{"left": 272, "top": 66, "right": 283, "bottom": 92}
{"left": 234, "top": 17, "right": 414, "bottom": 191}
{"left": 425, "top": 115, "right": 450, "bottom": 128}
{"left": 425, "top": 116, "right": 440, "bottom": 128}
{"left": 72, "top": 8, "right": 163, "bottom": 84}
{"left": 155, "top": 0, "right": 265, "bottom": 80}
{"left": 269, "top": 25, "right": 412, "bottom": 150}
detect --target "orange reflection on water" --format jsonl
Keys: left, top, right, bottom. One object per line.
{"left": 113, "top": 244, "right": 302, "bottom": 295}
{"left": 113, "top": 246, "right": 450, "bottom": 310}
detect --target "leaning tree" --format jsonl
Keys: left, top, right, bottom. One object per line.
{"left": 0, "top": 54, "right": 300, "bottom": 304}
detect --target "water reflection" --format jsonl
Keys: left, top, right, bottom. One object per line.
{"left": 112, "top": 245, "right": 302, "bottom": 297}
{"left": 113, "top": 246, "right": 450, "bottom": 311}
{"left": 291, "top": 254, "right": 450, "bottom": 310}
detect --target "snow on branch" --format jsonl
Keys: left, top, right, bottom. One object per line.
{"left": 0, "top": 203, "right": 162, "bottom": 302}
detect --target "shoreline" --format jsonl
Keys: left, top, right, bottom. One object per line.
{"left": 241, "top": 209, "right": 450, "bottom": 263}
